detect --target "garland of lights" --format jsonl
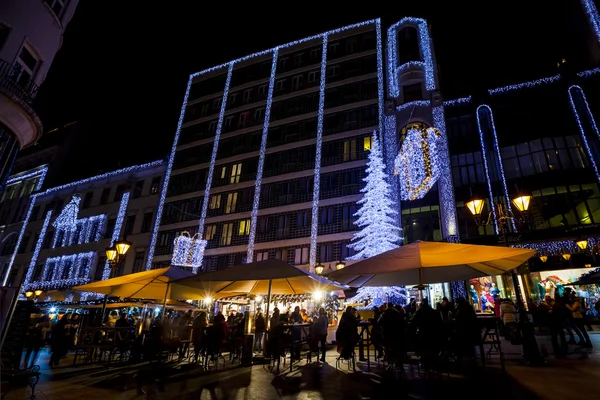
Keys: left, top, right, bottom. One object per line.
{"left": 309, "top": 35, "right": 329, "bottom": 273}
{"left": 382, "top": 114, "right": 401, "bottom": 228}
{"left": 22, "top": 210, "right": 53, "bottom": 288}
{"left": 102, "top": 192, "right": 130, "bottom": 280}
{"left": 395, "top": 126, "right": 442, "bottom": 201}
{"left": 582, "top": 0, "right": 600, "bottom": 46}
{"left": 348, "top": 133, "right": 402, "bottom": 259}
{"left": 568, "top": 86, "right": 600, "bottom": 184}
{"left": 5, "top": 165, "right": 48, "bottom": 186}
{"left": 432, "top": 105, "right": 459, "bottom": 238}
{"left": 27, "top": 251, "right": 95, "bottom": 291}
{"left": 171, "top": 231, "right": 207, "bottom": 268}
{"left": 247, "top": 50, "right": 278, "bottom": 263}
{"left": 347, "top": 286, "right": 408, "bottom": 309}
{"left": 375, "top": 19, "right": 385, "bottom": 144}
{"left": 511, "top": 238, "right": 600, "bottom": 256}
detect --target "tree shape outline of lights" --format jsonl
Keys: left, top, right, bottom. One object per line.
{"left": 348, "top": 132, "right": 402, "bottom": 260}
{"left": 568, "top": 85, "right": 600, "bottom": 183}
{"left": 172, "top": 231, "right": 207, "bottom": 268}
{"left": 347, "top": 286, "right": 408, "bottom": 309}
{"left": 308, "top": 34, "right": 329, "bottom": 273}
{"left": 247, "top": 49, "right": 278, "bottom": 263}
{"left": 432, "top": 105, "right": 459, "bottom": 238}
{"left": 21, "top": 210, "right": 53, "bottom": 288}
{"left": 195, "top": 63, "right": 234, "bottom": 273}
{"left": 395, "top": 126, "right": 442, "bottom": 201}
{"left": 475, "top": 105, "right": 516, "bottom": 234}
{"left": 386, "top": 17, "right": 435, "bottom": 98}
{"left": 581, "top": 0, "right": 600, "bottom": 46}
{"left": 145, "top": 77, "right": 194, "bottom": 271}
{"left": 52, "top": 194, "right": 81, "bottom": 232}
{"left": 102, "top": 192, "right": 130, "bottom": 280}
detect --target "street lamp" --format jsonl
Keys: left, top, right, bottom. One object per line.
{"left": 24, "top": 289, "right": 44, "bottom": 300}
{"left": 105, "top": 238, "right": 132, "bottom": 276}
{"left": 576, "top": 239, "right": 588, "bottom": 251}
{"left": 335, "top": 261, "right": 346, "bottom": 271}
{"left": 315, "top": 263, "right": 324, "bottom": 275}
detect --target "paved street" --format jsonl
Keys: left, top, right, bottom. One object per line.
{"left": 3, "top": 333, "right": 599, "bottom": 400}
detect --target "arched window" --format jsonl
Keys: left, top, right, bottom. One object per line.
{"left": 0, "top": 233, "right": 18, "bottom": 256}
{"left": 399, "top": 122, "right": 429, "bottom": 145}
{"left": 397, "top": 27, "right": 421, "bottom": 64}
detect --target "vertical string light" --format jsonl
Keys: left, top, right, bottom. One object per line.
{"left": 194, "top": 63, "right": 234, "bottom": 273}
{"left": 309, "top": 35, "right": 329, "bottom": 273}
{"left": 102, "top": 192, "right": 130, "bottom": 280}
{"left": 247, "top": 49, "right": 279, "bottom": 264}
{"left": 581, "top": 0, "right": 600, "bottom": 46}
{"left": 22, "top": 210, "right": 53, "bottom": 288}
{"left": 568, "top": 85, "right": 600, "bottom": 183}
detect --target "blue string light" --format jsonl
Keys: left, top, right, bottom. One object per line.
{"left": 22, "top": 210, "right": 53, "bottom": 288}
{"left": 581, "top": 0, "right": 600, "bottom": 46}
{"left": 102, "top": 192, "right": 130, "bottom": 280}
{"left": 5, "top": 165, "right": 48, "bottom": 186}
{"left": 567, "top": 85, "right": 600, "bottom": 183}
{"left": 309, "top": 35, "right": 329, "bottom": 273}
{"left": 247, "top": 50, "right": 278, "bottom": 263}
{"left": 172, "top": 232, "right": 207, "bottom": 268}
{"left": 28, "top": 251, "right": 96, "bottom": 291}
{"left": 52, "top": 194, "right": 80, "bottom": 232}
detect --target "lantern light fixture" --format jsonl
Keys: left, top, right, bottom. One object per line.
{"left": 335, "top": 261, "right": 346, "bottom": 271}
{"left": 315, "top": 264, "right": 325, "bottom": 275}
{"left": 539, "top": 255, "right": 548, "bottom": 263}
{"left": 562, "top": 253, "right": 571, "bottom": 261}
{"left": 576, "top": 239, "right": 588, "bottom": 250}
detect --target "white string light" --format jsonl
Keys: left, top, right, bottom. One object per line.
{"left": 52, "top": 194, "right": 81, "bottom": 232}
{"left": 172, "top": 232, "right": 207, "bottom": 268}
{"left": 102, "top": 192, "right": 130, "bottom": 280}
{"left": 568, "top": 85, "right": 600, "bottom": 183}
{"left": 21, "top": 210, "right": 53, "bottom": 288}
{"left": 581, "top": 0, "right": 600, "bottom": 46}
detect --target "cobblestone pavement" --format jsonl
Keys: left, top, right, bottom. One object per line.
{"left": 2, "top": 332, "right": 599, "bottom": 400}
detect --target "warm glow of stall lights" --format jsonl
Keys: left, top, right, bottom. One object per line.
{"left": 576, "top": 240, "right": 588, "bottom": 250}
{"left": 255, "top": 295, "right": 263, "bottom": 303}
{"left": 466, "top": 198, "right": 485, "bottom": 216}
{"left": 24, "top": 291, "right": 33, "bottom": 298}
{"left": 539, "top": 255, "right": 548, "bottom": 263}
{"left": 511, "top": 194, "right": 531, "bottom": 212}
{"left": 562, "top": 253, "right": 571, "bottom": 261}
{"left": 585, "top": 263, "right": 592, "bottom": 268}
{"left": 313, "top": 291, "right": 323, "bottom": 301}
{"left": 205, "top": 297, "right": 213, "bottom": 304}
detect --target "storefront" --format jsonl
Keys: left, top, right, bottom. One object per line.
{"left": 468, "top": 275, "right": 514, "bottom": 313}
{"left": 524, "top": 267, "right": 598, "bottom": 302}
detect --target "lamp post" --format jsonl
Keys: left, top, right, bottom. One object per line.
{"left": 315, "top": 263, "right": 324, "bottom": 275}
{"left": 100, "top": 238, "right": 132, "bottom": 321}
{"left": 335, "top": 261, "right": 346, "bottom": 271}
{"left": 24, "top": 289, "right": 44, "bottom": 301}
{"left": 466, "top": 193, "right": 544, "bottom": 365}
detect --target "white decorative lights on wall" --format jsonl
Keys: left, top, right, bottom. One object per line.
{"left": 568, "top": 85, "right": 600, "bottom": 183}
{"left": 172, "top": 232, "right": 207, "bottom": 268}
{"left": 395, "top": 126, "right": 442, "bottom": 201}
{"left": 102, "top": 192, "right": 130, "bottom": 280}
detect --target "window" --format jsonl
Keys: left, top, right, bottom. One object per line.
{"left": 297, "top": 210, "right": 309, "bottom": 228}
{"left": 451, "top": 151, "right": 486, "bottom": 187}
{"left": 209, "top": 121, "right": 217, "bottom": 132}
{"left": 341, "top": 242, "right": 357, "bottom": 260}
{"left": 114, "top": 185, "right": 126, "bottom": 202}
{"left": 82, "top": 192, "right": 93, "bottom": 208}
{"left": 133, "top": 180, "right": 144, "bottom": 198}
{"left": 133, "top": 251, "right": 145, "bottom": 273}
{"left": 402, "top": 83, "right": 423, "bottom": 102}
{"left": 254, "top": 108, "right": 265, "bottom": 122}
{"left": 327, "top": 65, "right": 340, "bottom": 77}
{"left": 258, "top": 84, "right": 267, "bottom": 96}
{"left": 363, "top": 136, "right": 372, "bottom": 151}
{"left": 150, "top": 177, "right": 161, "bottom": 194}
{"left": 43, "top": 0, "right": 66, "bottom": 18}
{"left": 238, "top": 112, "right": 250, "bottom": 127}
{"left": 225, "top": 192, "right": 238, "bottom": 214}
{"left": 124, "top": 215, "right": 136, "bottom": 235}
{"left": 205, "top": 225, "right": 217, "bottom": 240}
{"left": 275, "top": 79, "right": 286, "bottom": 91}
{"left": 319, "top": 244, "right": 333, "bottom": 262}
{"left": 230, "top": 163, "right": 242, "bottom": 184}
{"left": 242, "top": 89, "right": 253, "bottom": 104}
{"left": 291, "top": 75, "right": 303, "bottom": 90}
{"left": 308, "top": 70, "right": 318, "bottom": 83}
{"left": 12, "top": 45, "right": 38, "bottom": 87}
{"left": 100, "top": 188, "right": 110, "bottom": 205}
{"left": 1, "top": 235, "right": 18, "bottom": 256}
{"left": 294, "top": 53, "right": 304, "bottom": 66}
{"left": 220, "top": 166, "right": 227, "bottom": 179}
{"left": 258, "top": 217, "right": 268, "bottom": 233}
{"left": 342, "top": 205, "right": 357, "bottom": 230}
{"left": 320, "top": 207, "right": 334, "bottom": 225}
{"left": 239, "top": 219, "right": 251, "bottom": 235}
{"left": 94, "top": 256, "right": 107, "bottom": 281}
{"left": 276, "top": 249, "right": 288, "bottom": 260}
{"left": 294, "top": 247, "right": 309, "bottom": 265}
{"left": 209, "top": 194, "right": 221, "bottom": 209}
{"left": 225, "top": 116, "right": 235, "bottom": 128}
{"left": 220, "top": 223, "right": 234, "bottom": 245}
{"left": 105, "top": 218, "right": 116, "bottom": 238}
{"left": 343, "top": 140, "right": 357, "bottom": 161}
{"left": 141, "top": 212, "right": 153, "bottom": 232}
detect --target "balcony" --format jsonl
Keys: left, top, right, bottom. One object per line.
{"left": 0, "top": 59, "right": 39, "bottom": 107}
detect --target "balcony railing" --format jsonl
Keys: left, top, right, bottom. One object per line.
{"left": 0, "top": 59, "right": 39, "bottom": 106}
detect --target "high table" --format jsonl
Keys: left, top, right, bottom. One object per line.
{"left": 357, "top": 321, "right": 372, "bottom": 371}
{"left": 280, "top": 323, "right": 311, "bottom": 373}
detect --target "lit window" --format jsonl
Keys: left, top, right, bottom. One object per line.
{"left": 343, "top": 140, "right": 357, "bottom": 161}
{"left": 238, "top": 219, "right": 251, "bottom": 235}
{"left": 205, "top": 225, "right": 216, "bottom": 240}
{"left": 363, "top": 137, "right": 372, "bottom": 151}
{"left": 225, "top": 192, "right": 238, "bottom": 214}
{"left": 230, "top": 163, "right": 242, "bottom": 184}
{"left": 220, "top": 223, "right": 233, "bottom": 246}
{"left": 209, "top": 194, "right": 221, "bottom": 210}
{"left": 220, "top": 166, "right": 226, "bottom": 179}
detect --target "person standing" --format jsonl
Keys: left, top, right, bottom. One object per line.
{"left": 569, "top": 293, "right": 593, "bottom": 348}
{"left": 254, "top": 308, "right": 266, "bottom": 353}
{"left": 315, "top": 307, "right": 329, "bottom": 362}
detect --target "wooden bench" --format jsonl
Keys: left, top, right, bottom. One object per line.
{"left": 0, "top": 352, "right": 41, "bottom": 399}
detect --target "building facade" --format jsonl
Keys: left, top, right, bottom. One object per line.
{"left": 0, "top": 0, "right": 79, "bottom": 190}
{"left": 150, "top": 1, "right": 600, "bottom": 299}
{"left": 0, "top": 161, "right": 165, "bottom": 295}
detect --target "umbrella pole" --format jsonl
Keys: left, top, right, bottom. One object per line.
{"left": 160, "top": 283, "right": 170, "bottom": 323}
{"left": 263, "top": 279, "right": 272, "bottom": 357}
{"left": 100, "top": 295, "right": 109, "bottom": 324}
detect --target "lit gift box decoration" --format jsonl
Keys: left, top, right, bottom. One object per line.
{"left": 172, "top": 231, "right": 207, "bottom": 268}
{"left": 395, "top": 126, "right": 442, "bottom": 201}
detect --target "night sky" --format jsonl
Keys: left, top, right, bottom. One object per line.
{"left": 32, "top": 1, "right": 593, "bottom": 185}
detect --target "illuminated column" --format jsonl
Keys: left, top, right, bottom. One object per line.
{"left": 247, "top": 50, "right": 279, "bottom": 263}
{"left": 308, "top": 35, "right": 329, "bottom": 273}
{"left": 2, "top": 197, "right": 37, "bottom": 286}
{"left": 581, "top": 0, "right": 600, "bottom": 46}
{"left": 476, "top": 105, "right": 515, "bottom": 234}
{"left": 568, "top": 85, "right": 600, "bottom": 183}
{"left": 22, "top": 210, "right": 53, "bottom": 290}
{"left": 146, "top": 77, "right": 194, "bottom": 270}
{"left": 102, "top": 192, "right": 130, "bottom": 279}
{"left": 432, "top": 105, "right": 459, "bottom": 240}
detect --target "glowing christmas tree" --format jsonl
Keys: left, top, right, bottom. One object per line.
{"left": 347, "top": 286, "right": 409, "bottom": 309}
{"left": 347, "top": 132, "right": 402, "bottom": 259}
